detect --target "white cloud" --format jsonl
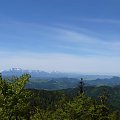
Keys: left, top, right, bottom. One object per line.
{"left": 53, "top": 28, "right": 120, "bottom": 56}
{"left": 80, "top": 18, "right": 120, "bottom": 25}
{"left": 1, "top": 20, "right": 120, "bottom": 55}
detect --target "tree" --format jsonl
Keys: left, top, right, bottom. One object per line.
{"left": 0, "top": 73, "right": 33, "bottom": 120}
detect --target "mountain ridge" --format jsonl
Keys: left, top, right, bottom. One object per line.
{"left": 2, "top": 68, "right": 112, "bottom": 79}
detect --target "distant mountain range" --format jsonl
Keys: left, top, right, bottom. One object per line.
{"left": 85, "top": 76, "right": 120, "bottom": 86}
{"left": 2, "top": 68, "right": 51, "bottom": 77}
{"left": 2, "top": 68, "right": 120, "bottom": 90}
{"left": 2, "top": 68, "right": 112, "bottom": 80}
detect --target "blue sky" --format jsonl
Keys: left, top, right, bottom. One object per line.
{"left": 0, "top": 0, "right": 120, "bottom": 74}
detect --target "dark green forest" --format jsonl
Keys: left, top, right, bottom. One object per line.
{"left": 0, "top": 74, "right": 120, "bottom": 120}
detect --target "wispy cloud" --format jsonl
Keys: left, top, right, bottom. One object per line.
{"left": 0, "top": 20, "right": 120, "bottom": 56}
{"left": 53, "top": 27, "right": 120, "bottom": 56}
{"left": 80, "top": 18, "right": 120, "bottom": 25}
{"left": 1, "top": 20, "right": 120, "bottom": 74}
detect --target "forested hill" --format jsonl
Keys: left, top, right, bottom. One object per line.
{"left": 63, "top": 85, "right": 120, "bottom": 110}
{"left": 3, "top": 75, "right": 120, "bottom": 90}
{"left": 25, "top": 76, "right": 120, "bottom": 90}
{"left": 29, "top": 85, "right": 120, "bottom": 110}
{"left": 0, "top": 74, "right": 120, "bottom": 119}
{"left": 85, "top": 76, "right": 120, "bottom": 86}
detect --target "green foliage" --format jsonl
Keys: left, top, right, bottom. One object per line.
{"left": 0, "top": 74, "right": 33, "bottom": 120}
{"left": 30, "top": 88, "right": 120, "bottom": 120}
{"left": 0, "top": 73, "right": 120, "bottom": 120}
{"left": 52, "top": 95, "right": 108, "bottom": 120}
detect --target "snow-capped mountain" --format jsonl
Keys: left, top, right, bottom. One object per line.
{"left": 1, "top": 68, "right": 83, "bottom": 78}
{"left": 1, "top": 68, "right": 112, "bottom": 79}
{"left": 2, "top": 68, "right": 49, "bottom": 77}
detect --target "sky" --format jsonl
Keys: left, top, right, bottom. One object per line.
{"left": 0, "top": 0, "right": 120, "bottom": 74}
